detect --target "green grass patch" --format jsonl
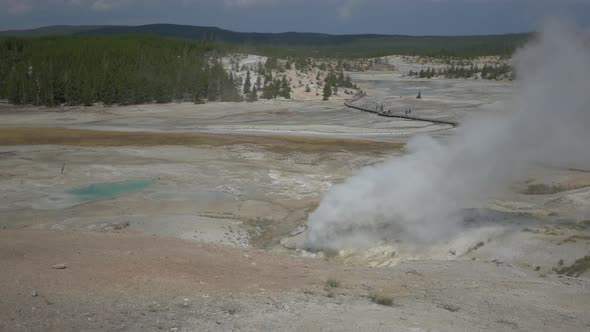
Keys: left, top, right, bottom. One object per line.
{"left": 554, "top": 256, "right": 590, "bottom": 277}
{"left": 523, "top": 183, "right": 566, "bottom": 195}
{"left": 559, "top": 235, "right": 590, "bottom": 245}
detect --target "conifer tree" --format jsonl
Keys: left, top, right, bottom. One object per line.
{"left": 247, "top": 86, "right": 258, "bottom": 102}
{"left": 322, "top": 83, "right": 332, "bottom": 101}
{"left": 243, "top": 71, "right": 251, "bottom": 94}
{"left": 280, "top": 76, "right": 291, "bottom": 99}
{"left": 262, "top": 80, "right": 279, "bottom": 99}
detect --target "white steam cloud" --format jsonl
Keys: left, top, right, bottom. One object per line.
{"left": 306, "top": 20, "right": 590, "bottom": 252}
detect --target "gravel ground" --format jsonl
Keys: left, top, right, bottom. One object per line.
{"left": 1, "top": 229, "right": 588, "bottom": 332}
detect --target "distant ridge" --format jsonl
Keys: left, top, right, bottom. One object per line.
{"left": 0, "top": 24, "right": 531, "bottom": 57}
{"left": 0, "top": 25, "right": 105, "bottom": 36}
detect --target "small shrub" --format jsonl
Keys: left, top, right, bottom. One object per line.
{"left": 222, "top": 302, "right": 241, "bottom": 315}
{"left": 370, "top": 293, "right": 393, "bottom": 306}
{"left": 554, "top": 255, "right": 590, "bottom": 277}
{"left": 325, "top": 279, "right": 340, "bottom": 288}
{"left": 497, "top": 319, "right": 519, "bottom": 329}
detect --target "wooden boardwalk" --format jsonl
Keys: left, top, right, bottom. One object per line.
{"left": 344, "top": 94, "right": 459, "bottom": 127}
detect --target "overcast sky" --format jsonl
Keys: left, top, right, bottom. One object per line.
{"left": 1, "top": 0, "right": 589, "bottom": 35}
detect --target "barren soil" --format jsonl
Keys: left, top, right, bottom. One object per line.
{"left": 1, "top": 229, "right": 588, "bottom": 332}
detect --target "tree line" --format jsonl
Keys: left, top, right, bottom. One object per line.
{"left": 0, "top": 24, "right": 530, "bottom": 59}
{"left": 323, "top": 70, "right": 357, "bottom": 100}
{"left": 408, "top": 64, "right": 513, "bottom": 80}
{"left": 234, "top": 34, "right": 530, "bottom": 59}
{"left": 0, "top": 35, "right": 241, "bottom": 106}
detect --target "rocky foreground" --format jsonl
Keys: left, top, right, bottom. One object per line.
{"left": 1, "top": 229, "right": 588, "bottom": 331}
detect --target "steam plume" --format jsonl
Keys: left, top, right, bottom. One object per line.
{"left": 306, "top": 21, "right": 590, "bottom": 251}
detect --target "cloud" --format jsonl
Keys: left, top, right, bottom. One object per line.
{"left": 1, "top": 0, "right": 588, "bottom": 35}
{"left": 223, "top": 0, "right": 277, "bottom": 8}
{"left": 60, "top": 0, "right": 133, "bottom": 11}
{"left": 2, "top": 0, "right": 33, "bottom": 15}
{"left": 92, "top": 0, "right": 125, "bottom": 10}
{"left": 337, "top": 0, "right": 364, "bottom": 19}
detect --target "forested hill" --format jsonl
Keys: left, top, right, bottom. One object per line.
{"left": 0, "top": 24, "right": 531, "bottom": 57}
{"left": 0, "top": 25, "right": 104, "bottom": 37}
{"left": 0, "top": 36, "right": 241, "bottom": 106}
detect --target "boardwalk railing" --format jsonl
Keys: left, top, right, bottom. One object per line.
{"left": 344, "top": 94, "right": 458, "bottom": 127}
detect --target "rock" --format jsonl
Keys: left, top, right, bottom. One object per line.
{"left": 439, "top": 303, "right": 460, "bottom": 312}
{"left": 113, "top": 221, "right": 130, "bottom": 230}
{"left": 51, "top": 263, "right": 67, "bottom": 269}
{"left": 280, "top": 231, "right": 307, "bottom": 250}
{"left": 31, "top": 290, "right": 38, "bottom": 297}
{"left": 289, "top": 224, "right": 307, "bottom": 237}
{"left": 170, "top": 328, "right": 179, "bottom": 332}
